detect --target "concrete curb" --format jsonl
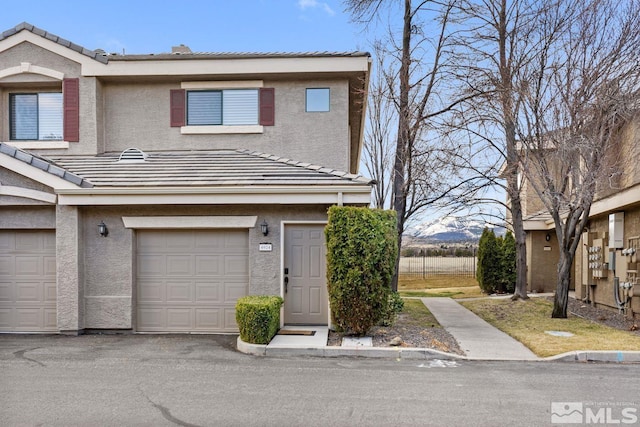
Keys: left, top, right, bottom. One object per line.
{"left": 236, "top": 337, "right": 640, "bottom": 363}
{"left": 544, "top": 351, "right": 640, "bottom": 363}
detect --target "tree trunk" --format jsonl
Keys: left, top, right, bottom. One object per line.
{"left": 390, "top": 0, "right": 412, "bottom": 292}
{"left": 552, "top": 248, "right": 573, "bottom": 318}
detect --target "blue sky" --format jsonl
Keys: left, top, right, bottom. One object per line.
{"left": 1, "top": 0, "right": 369, "bottom": 54}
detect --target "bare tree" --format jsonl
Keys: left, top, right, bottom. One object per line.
{"left": 516, "top": 0, "right": 640, "bottom": 317}
{"left": 345, "top": 0, "right": 474, "bottom": 291}
{"left": 363, "top": 44, "right": 396, "bottom": 208}
{"left": 451, "top": 0, "right": 548, "bottom": 300}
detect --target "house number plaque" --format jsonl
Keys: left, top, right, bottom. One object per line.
{"left": 259, "top": 243, "right": 273, "bottom": 252}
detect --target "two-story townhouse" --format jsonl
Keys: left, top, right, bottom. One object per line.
{"left": 0, "top": 23, "right": 372, "bottom": 334}
{"left": 521, "top": 116, "right": 640, "bottom": 319}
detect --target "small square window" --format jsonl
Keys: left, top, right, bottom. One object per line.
{"left": 306, "top": 88, "right": 330, "bottom": 112}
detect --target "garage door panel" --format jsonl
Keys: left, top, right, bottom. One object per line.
{"left": 166, "top": 256, "right": 192, "bottom": 275}
{"left": 136, "top": 229, "right": 248, "bottom": 333}
{"left": 195, "top": 255, "right": 221, "bottom": 275}
{"left": 15, "top": 256, "right": 42, "bottom": 276}
{"left": 0, "top": 257, "right": 12, "bottom": 275}
{"left": 166, "top": 281, "right": 193, "bottom": 302}
{"left": 0, "top": 309, "right": 11, "bottom": 328}
{"left": 15, "top": 233, "right": 40, "bottom": 251}
{"left": 0, "top": 282, "right": 12, "bottom": 301}
{"left": 138, "top": 308, "right": 163, "bottom": 329}
{"left": 44, "top": 256, "right": 56, "bottom": 276}
{"left": 195, "top": 233, "right": 223, "bottom": 249}
{"left": 224, "top": 255, "right": 249, "bottom": 275}
{"left": 15, "top": 308, "right": 41, "bottom": 328}
{"left": 224, "top": 281, "right": 248, "bottom": 303}
{"left": 137, "top": 255, "right": 166, "bottom": 276}
{"left": 195, "top": 281, "right": 221, "bottom": 302}
{"left": 138, "top": 280, "right": 164, "bottom": 302}
{"left": 15, "top": 282, "right": 41, "bottom": 302}
{"left": 44, "top": 308, "right": 57, "bottom": 329}
{"left": 166, "top": 309, "right": 191, "bottom": 328}
{"left": 44, "top": 282, "right": 56, "bottom": 302}
{"left": 166, "top": 234, "right": 193, "bottom": 250}
{"left": 195, "top": 309, "right": 221, "bottom": 329}
{"left": 224, "top": 308, "right": 239, "bottom": 329}
{"left": 0, "top": 230, "right": 57, "bottom": 332}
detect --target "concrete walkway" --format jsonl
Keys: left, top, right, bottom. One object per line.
{"left": 421, "top": 297, "right": 539, "bottom": 360}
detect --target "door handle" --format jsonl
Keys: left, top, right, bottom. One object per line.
{"left": 284, "top": 276, "right": 289, "bottom": 293}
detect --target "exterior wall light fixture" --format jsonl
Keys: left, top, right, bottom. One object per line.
{"left": 98, "top": 221, "right": 109, "bottom": 237}
{"left": 260, "top": 220, "right": 269, "bottom": 236}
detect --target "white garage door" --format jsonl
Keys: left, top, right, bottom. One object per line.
{"left": 136, "top": 230, "right": 249, "bottom": 333}
{"left": 0, "top": 230, "right": 57, "bottom": 332}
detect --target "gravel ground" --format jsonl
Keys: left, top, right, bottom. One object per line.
{"left": 564, "top": 297, "right": 640, "bottom": 335}
{"left": 327, "top": 311, "right": 464, "bottom": 355}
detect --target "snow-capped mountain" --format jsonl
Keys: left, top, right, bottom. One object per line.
{"left": 406, "top": 217, "right": 503, "bottom": 243}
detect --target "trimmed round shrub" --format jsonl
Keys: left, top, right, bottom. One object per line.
{"left": 235, "top": 295, "right": 283, "bottom": 344}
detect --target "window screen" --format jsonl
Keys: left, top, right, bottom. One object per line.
{"left": 10, "top": 93, "right": 63, "bottom": 140}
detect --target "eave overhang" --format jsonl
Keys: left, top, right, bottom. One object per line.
{"left": 56, "top": 185, "right": 372, "bottom": 206}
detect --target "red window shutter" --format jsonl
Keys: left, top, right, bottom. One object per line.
{"left": 259, "top": 88, "right": 275, "bottom": 126}
{"left": 63, "top": 78, "right": 80, "bottom": 142}
{"left": 170, "top": 89, "right": 186, "bottom": 127}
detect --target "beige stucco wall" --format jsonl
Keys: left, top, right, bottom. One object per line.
{"left": 102, "top": 79, "right": 351, "bottom": 171}
{"left": 0, "top": 42, "right": 105, "bottom": 156}
{"left": 78, "top": 204, "right": 332, "bottom": 330}
{"left": 0, "top": 205, "right": 55, "bottom": 228}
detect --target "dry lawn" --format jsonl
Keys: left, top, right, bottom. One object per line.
{"left": 398, "top": 275, "right": 484, "bottom": 299}
{"left": 461, "top": 298, "right": 640, "bottom": 357}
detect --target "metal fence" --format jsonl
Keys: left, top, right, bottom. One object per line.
{"left": 399, "top": 256, "right": 477, "bottom": 277}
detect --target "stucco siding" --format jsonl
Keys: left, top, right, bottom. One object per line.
{"left": 0, "top": 206, "right": 55, "bottom": 228}
{"left": 78, "top": 204, "right": 330, "bottom": 330}
{"left": 102, "top": 79, "right": 350, "bottom": 171}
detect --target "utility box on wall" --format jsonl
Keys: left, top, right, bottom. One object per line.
{"left": 609, "top": 212, "right": 624, "bottom": 249}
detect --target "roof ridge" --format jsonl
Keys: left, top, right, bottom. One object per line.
{"left": 0, "top": 143, "right": 92, "bottom": 188}
{"left": 236, "top": 149, "right": 372, "bottom": 184}
{"left": 1, "top": 22, "right": 108, "bottom": 64}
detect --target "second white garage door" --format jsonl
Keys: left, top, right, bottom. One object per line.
{"left": 136, "top": 230, "right": 249, "bottom": 333}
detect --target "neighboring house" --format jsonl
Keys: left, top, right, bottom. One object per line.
{"left": 520, "top": 117, "right": 640, "bottom": 319}
{"left": 0, "top": 23, "right": 372, "bottom": 334}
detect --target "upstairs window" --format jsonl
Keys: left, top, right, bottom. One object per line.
{"left": 187, "top": 89, "right": 258, "bottom": 126}
{"left": 306, "top": 88, "right": 330, "bottom": 112}
{"left": 10, "top": 93, "right": 63, "bottom": 140}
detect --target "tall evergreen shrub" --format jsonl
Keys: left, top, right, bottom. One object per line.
{"left": 501, "top": 231, "right": 517, "bottom": 293}
{"left": 476, "top": 227, "right": 501, "bottom": 294}
{"left": 325, "top": 206, "right": 398, "bottom": 335}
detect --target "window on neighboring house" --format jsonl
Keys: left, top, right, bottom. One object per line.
{"left": 10, "top": 93, "right": 63, "bottom": 140}
{"left": 187, "top": 89, "right": 258, "bottom": 126}
{"left": 306, "top": 88, "right": 330, "bottom": 112}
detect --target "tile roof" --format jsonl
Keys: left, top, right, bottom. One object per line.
{"left": 0, "top": 143, "right": 92, "bottom": 188}
{"left": 2, "top": 22, "right": 369, "bottom": 63}
{"left": 107, "top": 51, "right": 371, "bottom": 61}
{"left": 1, "top": 22, "right": 108, "bottom": 64}
{"left": 46, "top": 149, "right": 373, "bottom": 188}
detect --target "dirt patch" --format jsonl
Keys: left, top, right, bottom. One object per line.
{"left": 563, "top": 297, "right": 640, "bottom": 335}
{"left": 327, "top": 312, "right": 464, "bottom": 355}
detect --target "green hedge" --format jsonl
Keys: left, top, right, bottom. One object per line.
{"left": 325, "top": 206, "right": 398, "bottom": 335}
{"left": 235, "top": 295, "right": 283, "bottom": 344}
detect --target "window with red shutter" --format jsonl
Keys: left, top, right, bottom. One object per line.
{"left": 259, "top": 88, "right": 275, "bottom": 126}
{"left": 170, "top": 89, "right": 186, "bottom": 127}
{"left": 63, "top": 78, "right": 80, "bottom": 142}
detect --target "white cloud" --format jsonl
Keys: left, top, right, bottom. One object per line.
{"left": 297, "top": 0, "right": 335, "bottom": 16}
